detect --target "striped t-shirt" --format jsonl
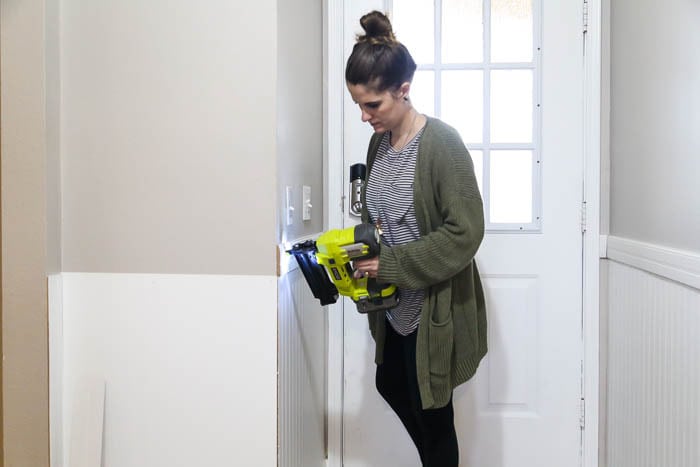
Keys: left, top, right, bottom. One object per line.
{"left": 366, "top": 128, "right": 426, "bottom": 336}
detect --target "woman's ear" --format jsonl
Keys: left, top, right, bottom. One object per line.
{"left": 399, "top": 81, "right": 411, "bottom": 101}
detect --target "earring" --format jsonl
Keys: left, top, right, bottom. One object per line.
{"left": 403, "top": 96, "right": 409, "bottom": 101}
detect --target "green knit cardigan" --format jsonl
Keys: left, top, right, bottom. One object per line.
{"left": 361, "top": 116, "right": 487, "bottom": 410}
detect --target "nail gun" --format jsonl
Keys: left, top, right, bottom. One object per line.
{"left": 288, "top": 223, "right": 399, "bottom": 313}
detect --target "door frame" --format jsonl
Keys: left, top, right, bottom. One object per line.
{"left": 322, "top": 1, "right": 602, "bottom": 466}
{"left": 322, "top": 2, "right": 346, "bottom": 466}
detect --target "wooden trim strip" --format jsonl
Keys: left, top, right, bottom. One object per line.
{"left": 607, "top": 236, "right": 700, "bottom": 290}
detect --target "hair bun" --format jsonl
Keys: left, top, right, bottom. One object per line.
{"left": 358, "top": 11, "right": 396, "bottom": 45}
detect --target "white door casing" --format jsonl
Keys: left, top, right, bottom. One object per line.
{"left": 324, "top": 0, "right": 601, "bottom": 466}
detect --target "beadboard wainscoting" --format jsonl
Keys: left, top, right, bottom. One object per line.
{"left": 50, "top": 273, "right": 277, "bottom": 467}
{"left": 606, "top": 237, "right": 700, "bottom": 467}
{"left": 278, "top": 243, "right": 327, "bottom": 467}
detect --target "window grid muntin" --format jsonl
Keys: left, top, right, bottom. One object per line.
{"left": 390, "top": 0, "right": 542, "bottom": 232}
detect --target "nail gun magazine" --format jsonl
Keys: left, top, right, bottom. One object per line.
{"left": 288, "top": 223, "right": 399, "bottom": 313}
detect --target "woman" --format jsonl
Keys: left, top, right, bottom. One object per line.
{"left": 346, "top": 10, "right": 487, "bottom": 467}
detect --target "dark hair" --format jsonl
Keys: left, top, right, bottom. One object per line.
{"left": 345, "top": 11, "right": 417, "bottom": 92}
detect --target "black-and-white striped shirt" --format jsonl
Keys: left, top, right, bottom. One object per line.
{"left": 366, "top": 128, "right": 426, "bottom": 336}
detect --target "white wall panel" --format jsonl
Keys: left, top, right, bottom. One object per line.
{"left": 278, "top": 263, "right": 327, "bottom": 467}
{"left": 60, "top": 273, "right": 277, "bottom": 467}
{"left": 607, "top": 261, "right": 700, "bottom": 467}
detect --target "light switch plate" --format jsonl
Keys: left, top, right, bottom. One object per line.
{"left": 286, "top": 186, "right": 294, "bottom": 226}
{"left": 302, "top": 185, "right": 312, "bottom": 221}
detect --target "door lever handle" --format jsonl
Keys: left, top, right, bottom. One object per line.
{"left": 349, "top": 163, "right": 366, "bottom": 217}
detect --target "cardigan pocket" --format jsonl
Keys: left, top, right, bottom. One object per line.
{"left": 429, "top": 316, "right": 454, "bottom": 376}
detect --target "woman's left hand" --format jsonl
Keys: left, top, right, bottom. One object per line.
{"left": 353, "top": 257, "right": 379, "bottom": 279}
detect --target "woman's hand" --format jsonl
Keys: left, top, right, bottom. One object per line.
{"left": 353, "top": 257, "right": 379, "bottom": 279}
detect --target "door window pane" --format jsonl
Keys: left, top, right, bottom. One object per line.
{"left": 491, "top": 0, "right": 533, "bottom": 63}
{"left": 391, "top": 0, "right": 540, "bottom": 231}
{"left": 442, "top": 0, "right": 483, "bottom": 63}
{"left": 490, "top": 69, "right": 533, "bottom": 143}
{"left": 442, "top": 70, "right": 483, "bottom": 144}
{"left": 393, "top": 0, "right": 435, "bottom": 64}
{"left": 411, "top": 70, "right": 435, "bottom": 117}
{"left": 490, "top": 150, "right": 533, "bottom": 223}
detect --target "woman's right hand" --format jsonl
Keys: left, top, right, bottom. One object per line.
{"left": 353, "top": 257, "right": 379, "bottom": 279}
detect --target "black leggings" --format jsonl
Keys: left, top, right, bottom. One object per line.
{"left": 375, "top": 321, "right": 459, "bottom": 467}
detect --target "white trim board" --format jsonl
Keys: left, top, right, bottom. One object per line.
{"left": 49, "top": 274, "right": 65, "bottom": 467}
{"left": 323, "top": 1, "right": 346, "bottom": 466}
{"left": 583, "top": 2, "right": 603, "bottom": 467}
{"left": 606, "top": 236, "right": 700, "bottom": 291}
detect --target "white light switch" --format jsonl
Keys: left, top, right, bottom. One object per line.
{"left": 286, "top": 186, "right": 294, "bottom": 226}
{"left": 302, "top": 185, "right": 312, "bottom": 221}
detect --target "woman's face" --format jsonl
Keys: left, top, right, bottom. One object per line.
{"left": 347, "top": 82, "right": 408, "bottom": 134}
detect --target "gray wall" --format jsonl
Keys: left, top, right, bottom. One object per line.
{"left": 60, "top": 1, "right": 277, "bottom": 275}
{"left": 46, "top": 0, "right": 62, "bottom": 274}
{"left": 610, "top": 0, "right": 700, "bottom": 252}
{"left": 1, "top": 0, "right": 51, "bottom": 463}
{"left": 276, "top": 0, "right": 324, "bottom": 242}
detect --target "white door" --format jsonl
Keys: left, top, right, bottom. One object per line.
{"left": 339, "top": 0, "right": 584, "bottom": 466}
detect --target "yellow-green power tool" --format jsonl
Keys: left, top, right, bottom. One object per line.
{"left": 288, "top": 223, "right": 399, "bottom": 313}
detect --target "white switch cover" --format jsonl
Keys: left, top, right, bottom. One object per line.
{"left": 286, "top": 186, "right": 294, "bottom": 225}
{"left": 302, "top": 185, "right": 312, "bottom": 221}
